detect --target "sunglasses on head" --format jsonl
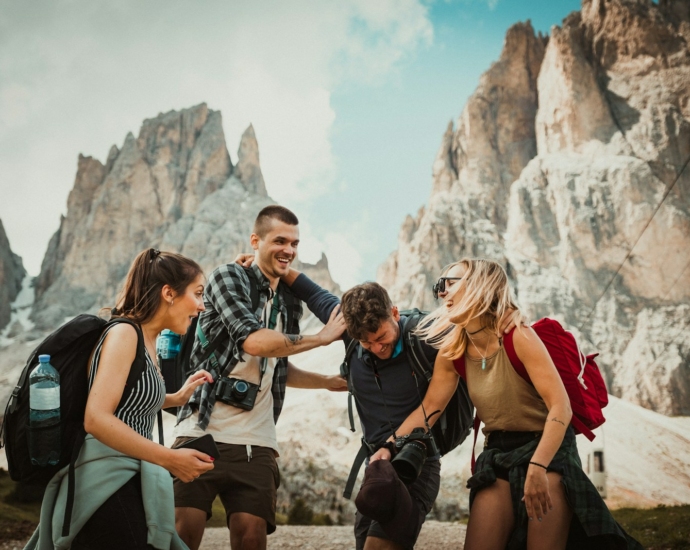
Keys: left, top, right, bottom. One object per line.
{"left": 432, "top": 277, "right": 463, "bottom": 299}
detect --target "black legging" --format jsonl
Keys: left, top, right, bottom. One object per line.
{"left": 71, "top": 473, "right": 155, "bottom": 550}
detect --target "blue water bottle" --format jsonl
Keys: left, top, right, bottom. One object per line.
{"left": 29, "top": 354, "right": 61, "bottom": 467}
{"left": 156, "top": 330, "right": 181, "bottom": 360}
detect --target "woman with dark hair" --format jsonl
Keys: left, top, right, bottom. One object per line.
{"left": 393, "top": 258, "right": 642, "bottom": 550}
{"left": 28, "top": 249, "right": 215, "bottom": 550}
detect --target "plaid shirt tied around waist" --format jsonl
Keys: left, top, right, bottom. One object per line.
{"left": 468, "top": 427, "right": 643, "bottom": 549}
{"left": 177, "top": 263, "right": 302, "bottom": 430}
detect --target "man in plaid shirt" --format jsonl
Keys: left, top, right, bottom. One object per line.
{"left": 173, "top": 205, "right": 347, "bottom": 550}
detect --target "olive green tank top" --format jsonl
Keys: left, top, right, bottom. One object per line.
{"left": 466, "top": 344, "right": 549, "bottom": 435}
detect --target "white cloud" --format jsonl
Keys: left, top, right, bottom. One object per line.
{"left": 0, "top": 0, "right": 433, "bottom": 276}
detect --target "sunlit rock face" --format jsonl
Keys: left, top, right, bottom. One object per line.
{"left": 0, "top": 220, "right": 26, "bottom": 331}
{"left": 31, "top": 103, "right": 339, "bottom": 329}
{"left": 380, "top": 0, "right": 690, "bottom": 415}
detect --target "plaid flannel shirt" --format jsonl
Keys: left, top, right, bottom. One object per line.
{"left": 177, "top": 262, "right": 302, "bottom": 430}
{"left": 468, "top": 428, "right": 643, "bottom": 549}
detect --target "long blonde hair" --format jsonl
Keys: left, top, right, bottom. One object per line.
{"left": 417, "top": 258, "right": 524, "bottom": 360}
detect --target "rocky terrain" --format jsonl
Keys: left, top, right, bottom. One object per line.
{"left": 379, "top": 0, "right": 690, "bottom": 416}
{"left": 0, "top": 221, "right": 26, "bottom": 332}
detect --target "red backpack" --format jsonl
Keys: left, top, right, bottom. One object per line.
{"left": 454, "top": 318, "right": 608, "bottom": 470}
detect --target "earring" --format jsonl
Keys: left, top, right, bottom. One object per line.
{"left": 170, "top": 300, "right": 174, "bottom": 306}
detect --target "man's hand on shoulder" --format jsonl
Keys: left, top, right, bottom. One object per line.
{"left": 234, "top": 253, "right": 254, "bottom": 268}
{"left": 316, "top": 305, "right": 346, "bottom": 345}
{"left": 233, "top": 252, "right": 301, "bottom": 286}
{"left": 498, "top": 308, "right": 529, "bottom": 335}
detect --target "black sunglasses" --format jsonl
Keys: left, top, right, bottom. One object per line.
{"left": 432, "top": 277, "right": 463, "bottom": 299}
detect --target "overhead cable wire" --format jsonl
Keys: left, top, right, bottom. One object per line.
{"left": 577, "top": 153, "right": 690, "bottom": 335}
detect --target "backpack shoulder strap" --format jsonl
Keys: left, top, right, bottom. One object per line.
{"left": 242, "top": 266, "right": 261, "bottom": 312}
{"left": 343, "top": 439, "right": 373, "bottom": 500}
{"left": 503, "top": 327, "right": 531, "bottom": 384}
{"left": 401, "top": 313, "right": 433, "bottom": 382}
{"left": 278, "top": 281, "right": 298, "bottom": 334}
{"left": 453, "top": 356, "right": 466, "bottom": 379}
{"left": 341, "top": 338, "right": 359, "bottom": 433}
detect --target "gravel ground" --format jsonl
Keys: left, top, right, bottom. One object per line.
{"left": 200, "top": 521, "right": 466, "bottom": 549}
{"left": 0, "top": 521, "right": 466, "bottom": 549}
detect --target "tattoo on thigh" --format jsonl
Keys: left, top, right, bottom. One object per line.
{"left": 549, "top": 417, "right": 566, "bottom": 427}
{"left": 284, "top": 334, "right": 304, "bottom": 347}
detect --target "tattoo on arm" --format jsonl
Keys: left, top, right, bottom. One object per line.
{"left": 284, "top": 334, "right": 304, "bottom": 347}
{"left": 549, "top": 417, "right": 566, "bottom": 427}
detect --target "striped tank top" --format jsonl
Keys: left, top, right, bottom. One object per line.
{"left": 88, "top": 324, "right": 166, "bottom": 440}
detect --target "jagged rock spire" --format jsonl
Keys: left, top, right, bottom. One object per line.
{"left": 235, "top": 124, "right": 267, "bottom": 196}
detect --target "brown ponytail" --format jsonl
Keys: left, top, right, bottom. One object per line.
{"left": 109, "top": 248, "right": 203, "bottom": 324}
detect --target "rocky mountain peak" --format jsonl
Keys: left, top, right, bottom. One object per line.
{"left": 234, "top": 124, "right": 268, "bottom": 196}
{"left": 380, "top": 0, "right": 690, "bottom": 415}
{"left": 378, "top": 20, "right": 547, "bottom": 312}
{"left": 29, "top": 104, "right": 342, "bottom": 330}
{"left": 0, "top": 220, "right": 26, "bottom": 331}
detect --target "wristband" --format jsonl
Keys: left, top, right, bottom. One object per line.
{"left": 529, "top": 460, "right": 548, "bottom": 470}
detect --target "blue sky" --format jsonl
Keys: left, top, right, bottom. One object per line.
{"left": 0, "top": 0, "right": 580, "bottom": 288}
{"left": 305, "top": 0, "right": 579, "bottom": 286}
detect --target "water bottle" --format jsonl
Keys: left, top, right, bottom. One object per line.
{"left": 156, "top": 330, "right": 181, "bottom": 360}
{"left": 29, "top": 354, "right": 61, "bottom": 467}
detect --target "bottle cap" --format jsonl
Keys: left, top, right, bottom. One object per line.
{"left": 38, "top": 354, "right": 51, "bottom": 363}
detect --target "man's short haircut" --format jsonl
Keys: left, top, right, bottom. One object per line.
{"left": 253, "top": 205, "right": 299, "bottom": 238}
{"left": 341, "top": 282, "right": 394, "bottom": 341}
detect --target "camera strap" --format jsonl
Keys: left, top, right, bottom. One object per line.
{"left": 196, "top": 321, "right": 221, "bottom": 375}
{"left": 362, "top": 348, "right": 398, "bottom": 441}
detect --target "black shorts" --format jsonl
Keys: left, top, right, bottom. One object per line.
{"left": 485, "top": 431, "right": 543, "bottom": 481}
{"left": 354, "top": 459, "right": 440, "bottom": 550}
{"left": 173, "top": 439, "right": 280, "bottom": 534}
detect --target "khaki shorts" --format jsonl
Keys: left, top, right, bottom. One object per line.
{"left": 173, "top": 438, "right": 281, "bottom": 534}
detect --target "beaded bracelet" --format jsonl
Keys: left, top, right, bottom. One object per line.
{"left": 529, "top": 460, "right": 548, "bottom": 470}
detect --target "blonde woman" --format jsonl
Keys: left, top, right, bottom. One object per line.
{"left": 393, "top": 259, "right": 641, "bottom": 550}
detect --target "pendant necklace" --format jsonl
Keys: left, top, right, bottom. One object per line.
{"left": 468, "top": 335, "right": 490, "bottom": 371}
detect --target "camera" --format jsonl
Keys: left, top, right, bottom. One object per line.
{"left": 215, "top": 377, "right": 259, "bottom": 411}
{"left": 391, "top": 427, "right": 439, "bottom": 484}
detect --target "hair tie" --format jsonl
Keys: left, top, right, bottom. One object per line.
{"left": 149, "top": 248, "right": 161, "bottom": 263}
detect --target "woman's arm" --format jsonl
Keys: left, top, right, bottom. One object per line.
{"left": 84, "top": 324, "right": 214, "bottom": 482}
{"left": 162, "top": 369, "right": 214, "bottom": 408}
{"left": 370, "top": 354, "right": 460, "bottom": 461}
{"left": 513, "top": 326, "right": 572, "bottom": 521}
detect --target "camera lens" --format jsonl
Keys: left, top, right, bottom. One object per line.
{"left": 232, "top": 380, "right": 249, "bottom": 399}
{"left": 391, "top": 440, "right": 427, "bottom": 484}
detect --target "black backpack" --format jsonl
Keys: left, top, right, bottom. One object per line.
{"left": 340, "top": 309, "right": 474, "bottom": 498}
{"left": 0, "top": 314, "right": 149, "bottom": 536}
{"left": 160, "top": 266, "right": 299, "bottom": 414}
